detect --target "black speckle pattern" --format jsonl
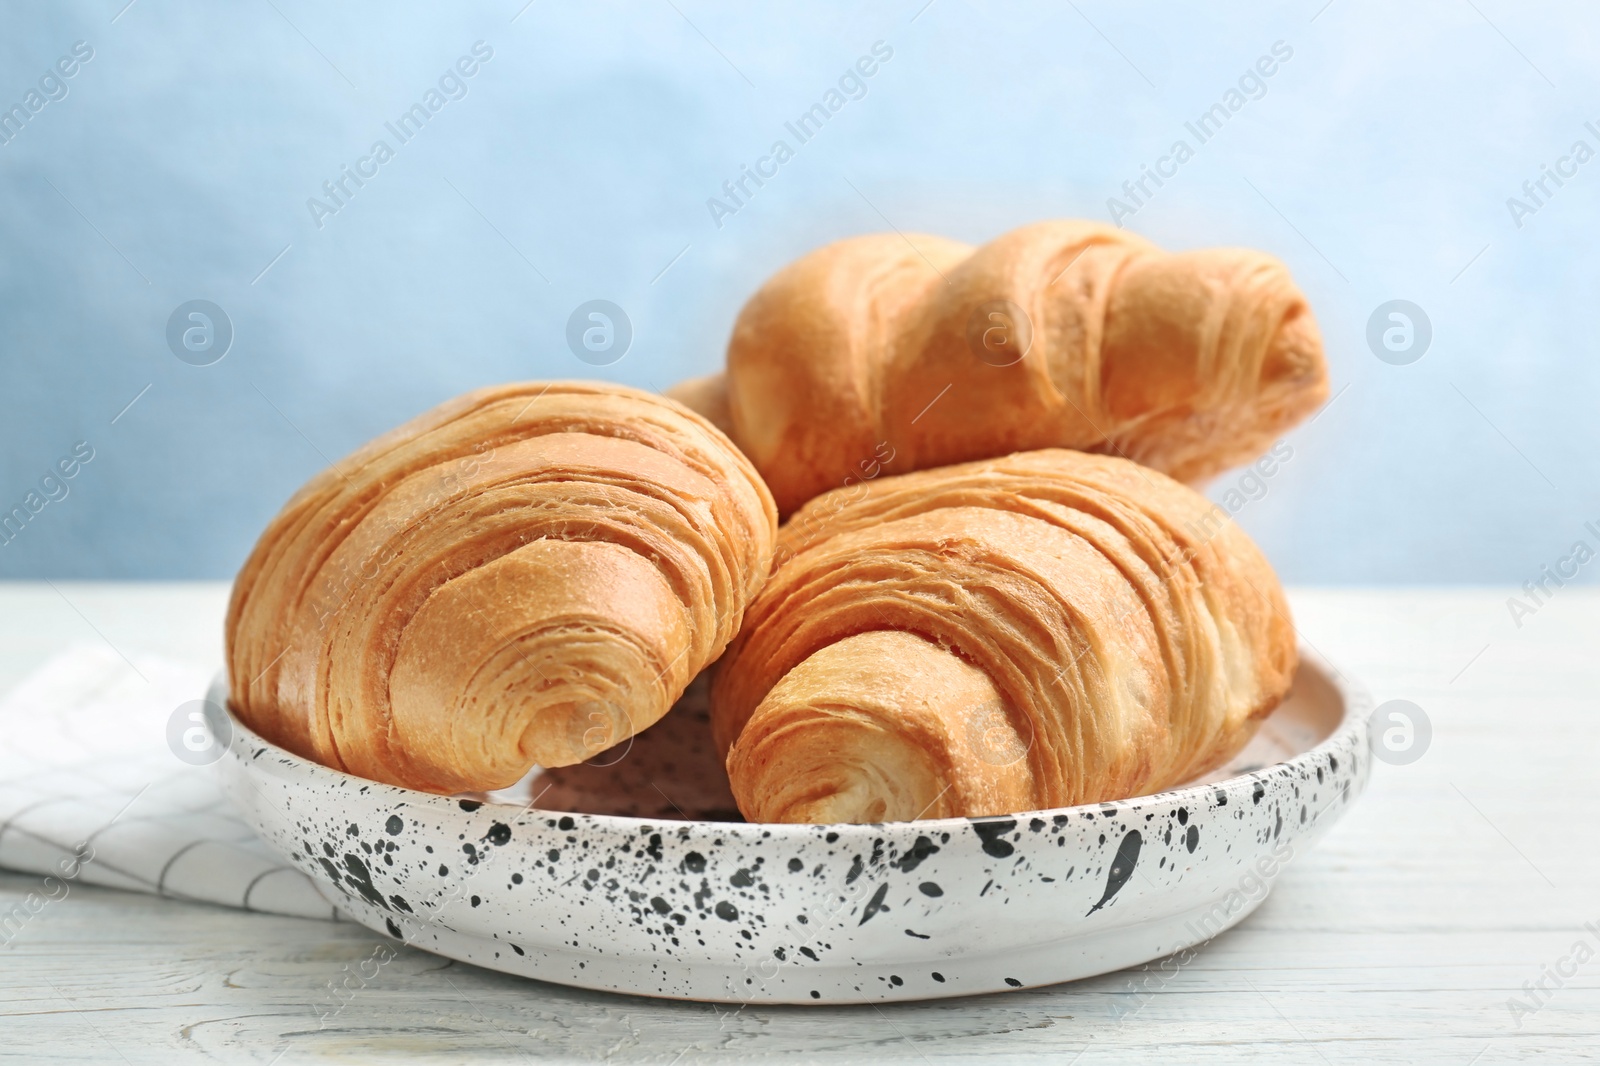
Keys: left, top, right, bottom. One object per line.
{"left": 858, "top": 882, "right": 890, "bottom": 925}
{"left": 970, "top": 818, "right": 1018, "bottom": 858}
{"left": 1086, "top": 830, "right": 1143, "bottom": 915}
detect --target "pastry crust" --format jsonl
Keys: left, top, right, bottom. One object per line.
{"left": 225, "top": 381, "right": 777, "bottom": 793}
{"left": 710, "top": 448, "right": 1296, "bottom": 823}
{"left": 675, "top": 221, "right": 1327, "bottom": 515}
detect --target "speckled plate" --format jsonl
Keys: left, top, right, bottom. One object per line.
{"left": 209, "top": 646, "right": 1370, "bottom": 1004}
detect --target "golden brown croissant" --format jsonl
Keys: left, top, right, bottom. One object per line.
{"left": 710, "top": 449, "right": 1296, "bottom": 823}
{"left": 669, "top": 220, "right": 1327, "bottom": 515}
{"left": 226, "top": 382, "right": 777, "bottom": 793}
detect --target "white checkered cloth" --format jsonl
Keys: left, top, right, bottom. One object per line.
{"left": 0, "top": 645, "right": 335, "bottom": 920}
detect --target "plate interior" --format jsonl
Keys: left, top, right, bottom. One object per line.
{"left": 466, "top": 659, "right": 1346, "bottom": 819}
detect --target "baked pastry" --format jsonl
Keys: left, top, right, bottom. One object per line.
{"left": 710, "top": 449, "right": 1296, "bottom": 823}
{"left": 668, "top": 220, "right": 1327, "bottom": 515}
{"left": 226, "top": 382, "right": 777, "bottom": 793}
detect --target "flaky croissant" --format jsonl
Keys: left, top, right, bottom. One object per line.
{"left": 709, "top": 449, "right": 1296, "bottom": 824}
{"left": 669, "top": 220, "right": 1327, "bottom": 515}
{"left": 226, "top": 382, "right": 776, "bottom": 794}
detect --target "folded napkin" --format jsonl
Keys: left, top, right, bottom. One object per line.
{"left": 0, "top": 645, "right": 335, "bottom": 921}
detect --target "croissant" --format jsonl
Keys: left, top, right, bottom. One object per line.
{"left": 709, "top": 449, "right": 1296, "bottom": 823}
{"left": 226, "top": 382, "right": 777, "bottom": 794}
{"left": 669, "top": 220, "right": 1327, "bottom": 515}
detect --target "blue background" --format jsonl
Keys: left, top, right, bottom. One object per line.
{"left": 1, "top": 0, "right": 1595, "bottom": 585}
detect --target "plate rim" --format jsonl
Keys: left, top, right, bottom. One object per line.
{"left": 212, "top": 642, "right": 1368, "bottom": 836}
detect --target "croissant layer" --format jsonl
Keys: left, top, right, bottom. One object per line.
{"left": 226, "top": 382, "right": 777, "bottom": 793}
{"left": 711, "top": 449, "right": 1296, "bottom": 823}
{"left": 670, "top": 220, "right": 1327, "bottom": 515}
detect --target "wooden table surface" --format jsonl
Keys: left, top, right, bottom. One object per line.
{"left": 0, "top": 583, "right": 1595, "bottom": 1063}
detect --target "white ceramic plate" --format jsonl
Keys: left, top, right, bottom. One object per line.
{"left": 210, "top": 647, "right": 1371, "bottom": 1004}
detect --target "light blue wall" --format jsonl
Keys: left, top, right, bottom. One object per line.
{"left": 1, "top": 1, "right": 1594, "bottom": 584}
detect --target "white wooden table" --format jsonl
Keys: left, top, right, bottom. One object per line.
{"left": 0, "top": 583, "right": 1595, "bottom": 1063}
